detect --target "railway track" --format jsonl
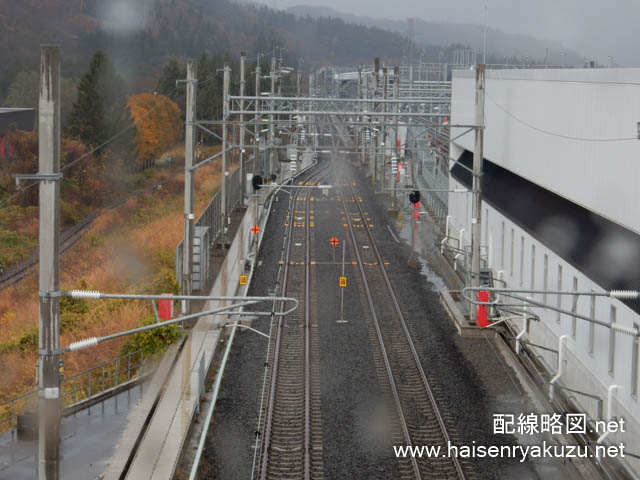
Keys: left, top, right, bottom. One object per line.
{"left": 255, "top": 165, "right": 329, "bottom": 480}
{"left": 336, "top": 162, "right": 469, "bottom": 480}
{"left": 0, "top": 179, "right": 169, "bottom": 291}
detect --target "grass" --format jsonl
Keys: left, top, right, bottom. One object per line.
{"left": 0, "top": 205, "right": 39, "bottom": 268}
{"left": 0, "top": 153, "right": 190, "bottom": 273}
{"left": 0, "top": 145, "right": 232, "bottom": 404}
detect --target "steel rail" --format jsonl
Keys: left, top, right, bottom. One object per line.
{"left": 0, "top": 179, "right": 170, "bottom": 291}
{"left": 303, "top": 173, "right": 312, "bottom": 480}
{"left": 249, "top": 158, "right": 322, "bottom": 479}
{"left": 258, "top": 165, "right": 329, "bottom": 480}
{"left": 335, "top": 170, "right": 423, "bottom": 480}
{"left": 258, "top": 172, "right": 304, "bottom": 480}
{"left": 344, "top": 176, "right": 467, "bottom": 480}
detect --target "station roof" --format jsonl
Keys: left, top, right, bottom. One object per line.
{"left": 0, "top": 108, "right": 35, "bottom": 135}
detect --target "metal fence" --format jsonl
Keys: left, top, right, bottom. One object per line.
{"left": 176, "top": 157, "right": 256, "bottom": 288}
{"left": 406, "top": 124, "right": 450, "bottom": 230}
{"left": 0, "top": 349, "right": 145, "bottom": 437}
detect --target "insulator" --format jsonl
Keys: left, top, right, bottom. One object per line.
{"left": 611, "top": 323, "right": 640, "bottom": 337}
{"left": 68, "top": 337, "right": 99, "bottom": 351}
{"left": 69, "top": 289, "right": 101, "bottom": 299}
{"left": 609, "top": 290, "right": 639, "bottom": 300}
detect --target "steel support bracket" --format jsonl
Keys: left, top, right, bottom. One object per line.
{"left": 39, "top": 348, "right": 63, "bottom": 356}
{"left": 15, "top": 172, "right": 63, "bottom": 185}
{"left": 38, "top": 290, "right": 64, "bottom": 298}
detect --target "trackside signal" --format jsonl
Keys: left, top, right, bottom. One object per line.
{"left": 409, "top": 190, "right": 420, "bottom": 205}
{"left": 252, "top": 174, "right": 263, "bottom": 190}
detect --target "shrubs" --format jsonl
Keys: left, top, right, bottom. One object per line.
{"left": 152, "top": 268, "right": 180, "bottom": 295}
{"left": 0, "top": 228, "right": 37, "bottom": 267}
{"left": 0, "top": 328, "right": 38, "bottom": 354}
{"left": 60, "top": 296, "right": 90, "bottom": 332}
{"left": 120, "top": 314, "right": 182, "bottom": 358}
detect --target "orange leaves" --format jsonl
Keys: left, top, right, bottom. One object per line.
{"left": 127, "top": 93, "right": 183, "bottom": 167}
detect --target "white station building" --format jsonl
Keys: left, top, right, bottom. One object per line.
{"left": 448, "top": 67, "right": 640, "bottom": 475}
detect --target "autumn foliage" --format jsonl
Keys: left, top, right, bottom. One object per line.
{"left": 1, "top": 130, "right": 103, "bottom": 212}
{"left": 127, "top": 93, "right": 183, "bottom": 168}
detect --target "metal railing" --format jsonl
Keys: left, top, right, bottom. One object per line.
{"left": 439, "top": 237, "right": 490, "bottom": 315}
{"left": 0, "top": 349, "right": 145, "bottom": 438}
{"left": 176, "top": 157, "right": 256, "bottom": 286}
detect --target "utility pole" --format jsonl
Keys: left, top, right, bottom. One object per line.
{"left": 471, "top": 64, "right": 485, "bottom": 321}
{"left": 373, "top": 58, "right": 380, "bottom": 181}
{"left": 270, "top": 56, "right": 276, "bottom": 177}
{"left": 409, "top": 65, "right": 414, "bottom": 97}
{"left": 357, "top": 66, "right": 362, "bottom": 165}
{"left": 364, "top": 71, "right": 369, "bottom": 170}
{"left": 255, "top": 55, "right": 262, "bottom": 175}
{"left": 381, "top": 67, "right": 388, "bottom": 192}
{"left": 296, "top": 59, "right": 302, "bottom": 167}
{"left": 38, "top": 44, "right": 61, "bottom": 480}
{"left": 393, "top": 66, "right": 400, "bottom": 207}
{"left": 483, "top": 6, "right": 488, "bottom": 65}
{"left": 182, "top": 60, "right": 197, "bottom": 315}
{"left": 309, "top": 73, "right": 315, "bottom": 159}
{"left": 239, "top": 52, "right": 246, "bottom": 206}
{"left": 297, "top": 59, "right": 302, "bottom": 98}
{"left": 221, "top": 63, "right": 231, "bottom": 249}
{"left": 278, "top": 48, "right": 283, "bottom": 97}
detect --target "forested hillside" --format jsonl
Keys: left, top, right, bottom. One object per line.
{"left": 0, "top": 0, "right": 412, "bottom": 100}
{"left": 286, "top": 5, "right": 584, "bottom": 67}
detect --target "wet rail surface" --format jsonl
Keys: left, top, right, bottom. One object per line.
{"left": 255, "top": 166, "right": 329, "bottom": 480}
{"left": 335, "top": 158, "right": 470, "bottom": 480}
{"left": 207, "top": 158, "right": 489, "bottom": 479}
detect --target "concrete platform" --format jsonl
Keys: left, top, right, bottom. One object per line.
{"left": 0, "top": 385, "right": 145, "bottom": 479}
{"left": 109, "top": 205, "right": 264, "bottom": 479}
{"left": 103, "top": 341, "right": 185, "bottom": 480}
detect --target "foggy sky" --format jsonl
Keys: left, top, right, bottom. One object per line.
{"left": 275, "top": 0, "right": 638, "bottom": 66}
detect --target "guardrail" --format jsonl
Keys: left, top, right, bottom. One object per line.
{"left": 0, "top": 349, "right": 145, "bottom": 438}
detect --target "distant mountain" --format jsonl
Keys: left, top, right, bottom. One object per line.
{"left": 286, "top": 5, "right": 584, "bottom": 67}
{"left": 0, "top": 0, "right": 412, "bottom": 100}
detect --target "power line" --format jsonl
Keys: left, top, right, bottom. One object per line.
{"left": 487, "top": 75, "right": 640, "bottom": 88}
{"left": 486, "top": 91, "right": 637, "bottom": 142}
{"left": 1, "top": 86, "right": 180, "bottom": 209}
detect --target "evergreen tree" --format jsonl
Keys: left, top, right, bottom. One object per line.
{"left": 197, "top": 53, "right": 223, "bottom": 143}
{"left": 156, "top": 57, "right": 186, "bottom": 113}
{"left": 197, "top": 53, "right": 217, "bottom": 118}
{"left": 157, "top": 58, "right": 183, "bottom": 95}
{"left": 65, "top": 57, "right": 105, "bottom": 147}
{"left": 65, "top": 51, "right": 138, "bottom": 169}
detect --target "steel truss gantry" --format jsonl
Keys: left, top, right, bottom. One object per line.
{"left": 226, "top": 95, "right": 449, "bottom": 128}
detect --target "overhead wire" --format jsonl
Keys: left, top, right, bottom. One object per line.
{"left": 486, "top": 90, "right": 637, "bottom": 142}
{"left": 1, "top": 85, "right": 180, "bottom": 209}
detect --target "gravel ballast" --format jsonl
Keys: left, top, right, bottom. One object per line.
{"left": 201, "top": 156, "right": 574, "bottom": 479}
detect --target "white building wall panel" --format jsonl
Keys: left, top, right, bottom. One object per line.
{"left": 448, "top": 176, "right": 640, "bottom": 472}
{"left": 451, "top": 68, "right": 640, "bottom": 234}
